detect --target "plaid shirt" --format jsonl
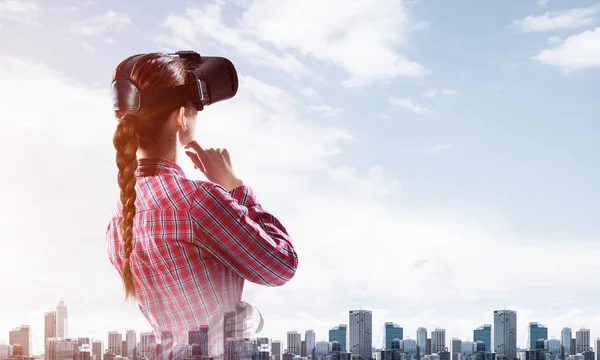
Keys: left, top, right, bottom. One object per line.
{"left": 106, "top": 158, "right": 298, "bottom": 357}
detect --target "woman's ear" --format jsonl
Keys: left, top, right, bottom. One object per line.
{"left": 176, "top": 106, "right": 187, "bottom": 131}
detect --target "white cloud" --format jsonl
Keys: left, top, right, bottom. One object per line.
{"left": 0, "top": 0, "right": 40, "bottom": 25}
{"left": 308, "top": 104, "right": 343, "bottom": 118}
{"left": 427, "top": 143, "right": 453, "bottom": 152}
{"left": 422, "top": 88, "right": 459, "bottom": 99}
{"left": 67, "top": 10, "right": 132, "bottom": 35}
{"left": 389, "top": 97, "right": 432, "bottom": 115}
{"left": 534, "top": 26, "right": 600, "bottom": 70}
{"left": 512, "top": 5, "right": 600, "bottom": 33}
{"left": 548, "top": 36, "right": 562, "bottom": 44}
{"left": 159, "top": 0, "right": 426, "bottom": 87}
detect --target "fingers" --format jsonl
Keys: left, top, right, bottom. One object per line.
{"left": 184, "top": 140, "right": 204, "bottom": 153}
{"left": 222, "top": 148, "right": 231, "bottom": 163}
{"left": 185, "top": 151, "right": 206, "bottom": 174}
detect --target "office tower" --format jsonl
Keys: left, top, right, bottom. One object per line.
{"left": 451, "top": 339, "right": 461, "bottom": 360}
{"left": 92, "top": 340, "right": 103, "bottom": 359}
{"left": 545, "top": 339, "right": 561, "bottom": 354}
{"left": 108, "top": 331, "right": 122, "bottom": 355}
{"left": 571, "top": 339, "right": 576, "bottom": 356}
{"left": 332, "top": 341, "right": 341, "bottom": 353}
{"left": 305, "top": 330, "right": 316, "bottom": 359}
{"left": 529, "top": 323, "right": 548, "bottom": 349}
{"left": 271, "top": 340, "right": 282, "bottom": 360}
{"left": 417, "top": 328, "right": 428, "bottom": 356}
{"left": 349, "top": 310, "right": 373, "bottom": 360}
{"left": 596, "top": 339, "right": 600, "bottom": 360}
{"left": 400, "top": 339, "right": 417, "bottom": 355}
{"left": 44, "top": 311, "right": 57, "bottom": 359}
{"left": 9, "top": 325, "right": 31, "bottom": 357}
{"left": 494, "top": 309, "right": 517, "bottom": 360}
{"left": 122, "top": 340, "right": 127, "bottom": 357}
{"left": 462, "top": 341, "right": 476, "bottom": 359}
{"left": 189, "top": 326, "right": 209, "bottom": 359}
{"left": 287, "top": 331, "right": 301, "bottom": 355}
{"left": 140, "top": 332, "right": 157, "bottom": 359}
{"left": 576, "top": 329, "right": 591, "bottom": 353}
{"left": 384, "top": 323, "right": 404, "bottom": 350}
{"left": 47, "top": 338, "right": 76, "bottom": 359}
{"left": 474, "top": 325, "right": 492, "bottom": 352}
{"left": 330, "top": 325, "right": 348, "bottom": 353}
{"left": 431, "top": 329, "right": 446, "bottom": 354}
{"left": 427, "top": 339, "right": 432, "bottom": 355}
{"left": 301, "top": 340, "right": 307, "bottom": 357}
{"left": 0, "top": 344, "right": 12, "bottom": 359}
{"left": 126, "top": 330, "right": 136, "bottom": 358}
{"left": 562, "top": 328, "right": 572, "bottom": 356}
{"left": 56, "top": 300, "right": 68, "bottom": 338}
{"left": 316, "top": 342, "right": 332, "bottom": 358}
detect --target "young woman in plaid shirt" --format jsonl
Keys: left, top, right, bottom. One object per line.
{"left": 106, "top": 53, "right": 298, "bottom": 358}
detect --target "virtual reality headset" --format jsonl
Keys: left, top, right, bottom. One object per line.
{"left": 112, "top": 50, "right": 238, "bottom": 112}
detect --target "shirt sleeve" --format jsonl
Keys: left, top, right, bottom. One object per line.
{"left": 189, "top": 183, "right": 298, "bottom": 287}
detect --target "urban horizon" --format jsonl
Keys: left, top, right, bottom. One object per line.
{"left": 2, "top": 301, "right": 599, "bottom": 359}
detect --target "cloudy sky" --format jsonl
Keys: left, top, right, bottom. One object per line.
{"left": 1, "top": 0, "right": 600, "bottom": 355}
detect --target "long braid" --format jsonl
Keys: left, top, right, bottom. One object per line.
{"left": 113, "top": 114, "right": 139, "bottom": 300}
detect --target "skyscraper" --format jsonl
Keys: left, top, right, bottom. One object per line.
{"left": 417, "top": 327, "right": 428, "bottom": 357}
{"left": 271, "top": 340, "right": 282, "bottom": 360}
{"left": 494, "top": 309, "right": 517, "bottom": 360}
{"left": 126, "top": 329, "right": 136, "bottom": 358}
{"left": 56, "top": 300, "right": 68, "bottom": 338}
{"left": 140, "top": 332, "right": 156, "bottom": 359}
{"left": 575, "top": 329, "right": 591, "bottom": 353}
{"left": 329, "top": 325, "right": 348, "bottom": 352}
{"left": 384, "top": 323, "right": 404, "bottom": 350}
{"left": 44, "top": 311, "right": 57, "bottom": 359}
{"left": 108, "top": 331, "right": 123, "bottom": 355}
{"left": 474, "top": 325, "right": 492, "bottom": 352}
{"left": 9, "top": 325, "right": 31, "bottom": 357}
{"left": 287, "top": 331, "right": 301, "bottom": 355}
{"left": 451, "top": 338, "right": 462, "bottom": 360}
{"left": 349, "top": 310, "right": 372, "bottom": 360}
{"left": 92, "top": 340, "right": 103, "bottom": 360}
{"left": 431, "top": 329, "right": 446, "bottom": 354}
{"left": 545, "top": 339, "right": 561, "bottom": 354}
{"left": 305, "top": 330, "right": 316, "bottom": 359}
{"left": 529, "top": 323, "right": 548, "bottom": 349}
{"left": 561, "top": 328, "right": 572, "bottom": 356}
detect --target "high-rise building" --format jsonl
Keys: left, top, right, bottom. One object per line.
{"left": 562, "top": 328, "right": 572, "bottom": 356}
{"left": 271, "top": 340, "right": 282, "bottom": 360}
{"left": 44, "top": 311, "right": 57, "bottom": 359}
{"left": 316, "top": 342, "right": 332, "bottom": 357}
{"left": 431, "top": 329, "right": 446, "bottom": 354}
{"left": 595, "top": 339, "right": 600, "bottom": 360}
{"left": 462, "top": 341, "right": 476, "bottom": 359}
{"left": 56, "top": 300, "right": 68, "bottom": 339}
{"left": 329, "top": 325, "right": 348, "bottom": 353}
{"left": 305, "top": 330, "right": 316, "bottom": 359}
{"left": 451, "top": 338, "right": 462, "bottom": 360}
{"left": 108, "top": 331, "right": 122, "bottom": 356}
{"left": 384, "top": 323, "right": 403, "bottom": 350}
{"left": 126, "top": 330, "right": 136, "bottom": 358}
{"left": 349, "top": 310, "right": 373, "bottom": 360}
{"left": 9, "top": 325, "right": 31, "bottom": 357}
{"left": 474, "top": 325, "right": 492, "bottom": 352}
{"left": 401, "top": 339, "right": 417, "bottom": 355}
{"left": 417, "top": 328, "right": 428, "bottom": 357}
{"left": 92, "top": 340, "right": 103, "bottom": 359}
{"left": 529, "top": 323, "right": 548, "bottom": 349}
{"left": 576, "top": 329, "right": 591, "bottom": 353}
{"left": 140, "top": 332, "right": 156, "bottom": 359}
{"left": 287, "top": 331, "right": 301, "bottom": 355}
{"left": 545, "top": 339, "right": 561, "bottom": 354}
{"left": 494, "top": 309, "right": 517, "bottom": 360}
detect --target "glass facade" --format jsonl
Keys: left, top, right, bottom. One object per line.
{"left": 385, "top": 323, "right": 404, "bottom": 350}
{"left": 329, "top": 325, "right": 348, "bottom": 352}
{"left": 474, "top": 325, "right": 492, "bottom": 352}
{"left": 529, "top": 323, "right": 548, "bottom": 350}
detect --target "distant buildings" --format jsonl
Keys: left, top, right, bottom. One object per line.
{"left": 494, "top": 309, "right": 517, "bottom": 360}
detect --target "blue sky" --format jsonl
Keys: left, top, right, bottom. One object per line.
{"left": 1, "top": 0, "right": 600, "bottom": 355}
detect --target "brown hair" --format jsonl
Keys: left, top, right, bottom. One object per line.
{"left": 112, "top": 53, "right": 188, "bottom": 300}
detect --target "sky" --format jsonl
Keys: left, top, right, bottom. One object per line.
{"left": 1, "top": 0, "right": 600, "bottom": 355}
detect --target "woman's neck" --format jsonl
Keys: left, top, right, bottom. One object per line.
{"left": 137, "top": 147, "right": 177, "bottom": 163}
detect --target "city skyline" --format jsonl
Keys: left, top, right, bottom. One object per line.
{"left": 2, "top": 0, "right": 600, "bottom": 357}
{"left": 3, "top": 300, "right": 600, "bottom": 357}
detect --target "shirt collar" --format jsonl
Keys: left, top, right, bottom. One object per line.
{"left": 135, "top": 157, "right": 185, "bottom": 178}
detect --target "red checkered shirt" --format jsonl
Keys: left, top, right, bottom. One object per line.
{"left": 106, "top": 158, "right": 298, "bottom": 357}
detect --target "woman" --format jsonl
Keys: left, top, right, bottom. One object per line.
{"left": 106, "top": 52, "right": 298, "bottom": 358}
